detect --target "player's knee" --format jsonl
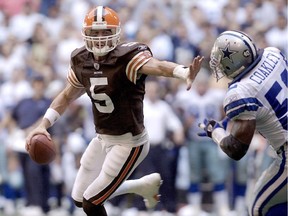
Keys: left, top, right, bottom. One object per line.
{"left": 73, "top": 199, "right": 83, "bottom": 208}
{"left": 83, "top": 198, "right": 107, "bottom": 216}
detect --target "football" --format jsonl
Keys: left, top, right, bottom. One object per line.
{"left": 29, "top": 134, "right": 56, "bottom": 165}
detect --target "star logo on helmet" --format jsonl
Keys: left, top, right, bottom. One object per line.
{"left": 220, "top": 43, "right": 238, "bottom": 63}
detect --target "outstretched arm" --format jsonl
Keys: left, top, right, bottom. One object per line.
{"left": 139, "top": 56, "right": 204, "bottom": 90}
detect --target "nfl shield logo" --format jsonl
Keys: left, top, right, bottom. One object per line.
{"left": 94, "top": 63, "right": 100, "bottom": 70}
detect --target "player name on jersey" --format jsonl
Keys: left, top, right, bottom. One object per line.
{"left": 249, "top": 51, "right": 281, "bottom": 84}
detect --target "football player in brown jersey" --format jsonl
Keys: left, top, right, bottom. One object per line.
{"left": 26, "top": 6, "right": 204, "bottom": 216}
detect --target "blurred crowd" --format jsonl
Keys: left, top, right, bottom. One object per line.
{"left": 0, "top": 0, "right": 287, "bottom": 216}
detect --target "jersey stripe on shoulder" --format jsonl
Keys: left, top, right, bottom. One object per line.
{"left": 126, "top": 50, "right": 152, "bottom": 83}
{"left": 224, "top": 97, "right": 263, "bottom": 119}
{"left": 67, "top": 68, "right": 84, "bottom": 88}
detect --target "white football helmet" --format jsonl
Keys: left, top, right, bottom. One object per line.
{"left": 82, "top": 6, "right": 121, "bottom": 56}
{"left": 210, "top": 30, "right": 258, "bottom": 80}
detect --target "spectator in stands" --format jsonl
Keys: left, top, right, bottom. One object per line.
{"left": 132, "top": 79, "right": 184, "bottom": 214}
{"left": 2, "top": 75, "right": 51, "bottom": 215}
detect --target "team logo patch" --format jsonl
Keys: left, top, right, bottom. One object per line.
{"left": 94, "top": 63, "right": 100, "bottom": 70}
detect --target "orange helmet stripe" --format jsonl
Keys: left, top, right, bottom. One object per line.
{"left": 103, "top": 7, "right": 120, "bottom": 26}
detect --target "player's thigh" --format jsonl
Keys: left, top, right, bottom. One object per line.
{"left": 80, "top": 137, "right": 106, "bottom": 171}
{"left": 249, "top": 155, "right": 287, "bottom": 216}
{"left": 72, "top": 138, "right": 106, "bottom": 202}
{"left": 83, "top": 142, "right": 149, "bottom": 203}
{"left": 103, "top": 143, "right": 149, "bottom": 177}
{"left": 204, "top": 141, "right": 229, "bottom": 183}
{"left": 187, "top": 141, "right": 202, "bottom": 183}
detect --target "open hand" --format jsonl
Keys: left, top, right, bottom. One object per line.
{"left": 186, "top": 56, "right": 205, "bottom": 90}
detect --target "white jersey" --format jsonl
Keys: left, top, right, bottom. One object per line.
{"left": 224, "top": 47, "right": 287, "bottom": 150}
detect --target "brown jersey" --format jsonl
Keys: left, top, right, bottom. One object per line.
{"left": 67, "top": 42, "right": 152, "bottom": 136}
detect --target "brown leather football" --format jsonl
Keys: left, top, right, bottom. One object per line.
{"left": 29, "top": 134, "right": 56, "bottom": 164}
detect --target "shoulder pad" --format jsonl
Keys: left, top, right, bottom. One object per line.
{"left": 264, "top": 47, "right": 281, "bottom": 54}
{"left": 111, "top": 42, "right": 151, "bottom": 58}
{"left": 70, "top": 46, "right": 88, "bottom": 68}
{"left": 120, "top": 42, "right": 149, "bottom": 51}
{"left": 71, "top": 46, "right": 87, "bottom": 59}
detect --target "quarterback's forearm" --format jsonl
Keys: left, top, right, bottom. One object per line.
{"left": 140, "top": 58, "right": 176, "bottom": 77}
{"left": 140, "top": 58, "right": 187, "bottom": 78}
{"left": 43, "top": 84, "right": 85, "bottom": 128}
{"left": 41, "top": 93, "right": 69, "bottom": 129}
{"left": 50, "top": 90, "right": 72, "bottom": 115}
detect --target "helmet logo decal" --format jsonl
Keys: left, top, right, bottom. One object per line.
{"left": 243, "top": 49, "right": 250, "bottom": 57}
{"left": 220, "top": 43, "right": 238, "bottom": 63}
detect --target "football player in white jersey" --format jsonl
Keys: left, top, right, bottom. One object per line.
{"left": 199, "top": 30, "right": 287, "bottom": 216}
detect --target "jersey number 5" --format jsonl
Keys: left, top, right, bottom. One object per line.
{"left": 90, "top": 77, "right": 114, "bottom": 113}
{"left": 264, "top": 69, "right": 287, "bottom": 130}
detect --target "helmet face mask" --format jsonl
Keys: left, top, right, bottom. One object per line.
{"left": 210, "top": 30, "right": 258, "bottom": 81}
{"left": 82, "top": 6, "right": 121, "bottom": 56}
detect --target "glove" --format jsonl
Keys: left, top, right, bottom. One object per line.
{"left": 220, "top": 117, "right": 230, "bottom": 130}
{"left": 197, "top": 117, "right": 229, "bottom": 138}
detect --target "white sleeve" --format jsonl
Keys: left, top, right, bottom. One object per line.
{"left": 223, "top": 85, "right": 261, "bottom": 120}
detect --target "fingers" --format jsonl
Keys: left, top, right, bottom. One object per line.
{"left": 25, "top": 134, "right": 33, "bottom": 151}
{"left": 25, "top": 130, "right": 51, "bottom": 152}
{"left": 198, "top": 123, "right": 205, "bottom": 129}
{"left": 190, "top": 56, "right": 204, "bottom": 74}
{"left": 44, "top": 131, "right": 52, "bottom": 140}
{"left": 186, "top": 79, "right": 192, "bottom": 90}
{"left": 197, "top": 132, "right": 207, "bottom": 137}
{"left": 198, "top": 119, "right": 214, "bottom": 138}
{"left": 25, "top": 143, "right": 30, "bottom": 152}
{"left": 198, "top": 122, "right": 207, "bottom": 137}
{"left": 187, "top": 56, "right": 204, "bottom": 90}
